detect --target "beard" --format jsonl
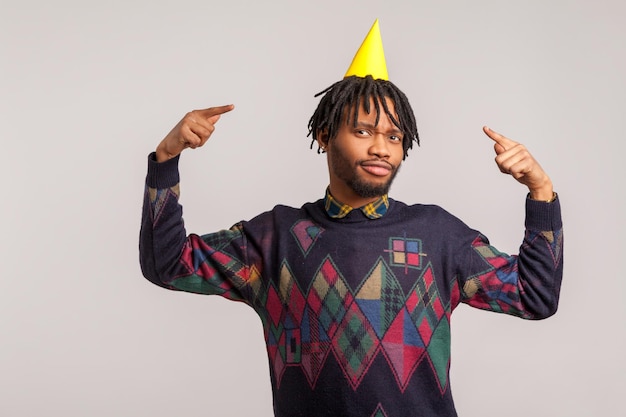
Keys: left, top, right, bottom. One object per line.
{"left": 329, "top": 145, "right": 400, "bottom": 198}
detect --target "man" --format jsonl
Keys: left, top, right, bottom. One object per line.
{"left": 139, "top": 20, "right": 562, "bottom": 417}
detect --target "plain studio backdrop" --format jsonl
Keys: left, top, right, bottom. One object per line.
{"left": 1, "top": 1, "right": 624, "bottom": 416}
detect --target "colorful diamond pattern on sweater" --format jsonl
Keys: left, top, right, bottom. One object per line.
{"left": 248, "top": 265, "right": 264, "bottom": 303}
{"left": 308, "top": 257, "right": 354, "bottom": 339}
{"left": 332, "top": 300, "right": 380, "bottom": 389}
{"left": 300, "top": 307, "right": 332, "bottom": 387}
{"left": 263, "top": 262, "right": 309, "bottom": 386}
{"left": 355, "top": 259, "right": 405, "bottom": 339}
{"left": 290, "top": 220, "right": 324, "bottom": 256}
{"left": 262, "top": 255, "right": 452, "bottom": 393}
{"left": 425, "top": 316, "right": 451, "bottom": 392}
{"left": 172, "top": 235, "right": 248, "bottom": 302}
{"left": 267, "top": 318, "right": 286, "bottom": 384}
{"left": 406, "top": 265, "right": 446, "bottom": 347}
{"left": 468, "top": 237, "right": 526, "bottom": 316}
{"left": 266, "top": 285, "right": 286, "bottom": 383}
{"left": 381, "top": 306, "right": 426, "bottom": 390}
{"left": 279, "top": 262, "right": 306, "bottom": 326}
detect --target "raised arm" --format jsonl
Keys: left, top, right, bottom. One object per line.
{"left": 140, "top": 105, "right": 251, "bottom": 297}
{"left": 456, "top": 127, "right": 563, "bottom": 319}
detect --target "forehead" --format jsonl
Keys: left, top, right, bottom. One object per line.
{"left": 343, "top": 96, "right": 398, "bottom": 125}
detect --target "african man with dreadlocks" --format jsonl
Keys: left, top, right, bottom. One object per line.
{"left": 139, "top": 20, "right": 563, "bottom": 417}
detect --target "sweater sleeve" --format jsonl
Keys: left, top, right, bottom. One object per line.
{"left": 458, "top": 196, "right": 564, "bottom": 319}
{"left": 138, "top": 153, "right": 253, "bottom": 304}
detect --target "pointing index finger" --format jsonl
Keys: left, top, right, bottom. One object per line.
{"left": 483, "top": 125, "right": 517, "bottom": 150}
{"left": 199, "top": 104, "right": 235, "bottom": 119}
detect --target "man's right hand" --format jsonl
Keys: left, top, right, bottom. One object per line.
{"left": 155, "top": 104, "right": 235, "bottom": 162}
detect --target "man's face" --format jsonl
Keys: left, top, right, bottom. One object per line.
{"left": 322, "top": 97, "right": 404, "bottom": 207}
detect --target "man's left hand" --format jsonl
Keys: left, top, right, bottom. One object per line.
{"left": 483, "top": 126, "right": 554, "bottom": 201}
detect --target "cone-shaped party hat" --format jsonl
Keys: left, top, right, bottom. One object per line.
{"left": 344, "top": 19, "right": 388, "bottom": 80}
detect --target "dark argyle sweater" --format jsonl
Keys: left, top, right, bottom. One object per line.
{"left": 139, "top": 154, "right": 564, "bottom": 417}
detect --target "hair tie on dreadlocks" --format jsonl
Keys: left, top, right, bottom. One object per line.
{"left": 307, "top": 75, "right": 419, "bottom": 159}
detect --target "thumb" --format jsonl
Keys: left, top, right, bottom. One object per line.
{"left": 494, "top": 142, "right": 506, "bottom": 155}
{"left": 207, "top": 114, "right": 221, "bottom": 125}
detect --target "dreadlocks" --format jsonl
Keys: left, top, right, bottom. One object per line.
{"left": 307, "top": 75, "right": 419, "bottom": 159}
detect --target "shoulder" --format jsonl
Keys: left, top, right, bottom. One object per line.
{"left": 389, "top": 198, "right": 475, "bottom": 235}
{"left": 245, "top": 199, "right": 325, "bottom": 227}
{"left": 390, "top": 198, "right": 460, "bottom": 220}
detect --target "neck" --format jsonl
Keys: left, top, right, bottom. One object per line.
{"left": 328, "top": 183, "right": 382, "bottom": 208}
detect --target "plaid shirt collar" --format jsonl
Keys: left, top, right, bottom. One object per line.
{"left": 324, "top": 187, "right": 389, "bottom": 219}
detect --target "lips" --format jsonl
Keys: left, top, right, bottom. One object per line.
{"left": 360, "top": 160, "right": 394, "bottom": 177}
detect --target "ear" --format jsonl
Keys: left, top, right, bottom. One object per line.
{"left": 317, "top": 129, "right": 329, "bottom": 150}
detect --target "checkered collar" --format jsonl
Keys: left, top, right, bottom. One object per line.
{"left": 324, "top": 187, "right": 389, "bottom": 219}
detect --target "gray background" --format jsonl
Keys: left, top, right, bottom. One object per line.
{"left": 2, "top": 0, "right": 624, "bottom": 416}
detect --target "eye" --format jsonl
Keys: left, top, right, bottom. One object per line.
{"left": 389, "top": 135, "right": 403, "bottom": 142}
{"left": 355, "top": 129, "right": 371, "bottom": 137}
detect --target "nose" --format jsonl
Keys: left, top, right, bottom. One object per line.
{"left": 368, "top": 134, "right": 391, "bottom": 158}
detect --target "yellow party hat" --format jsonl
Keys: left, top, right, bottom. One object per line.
{"left": 344, "top": 19, "right": 388, "bottom": 80}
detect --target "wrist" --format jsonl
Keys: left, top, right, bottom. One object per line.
{"left": 528, "top": 176, "right": 554, "bottom": 202}
{"left": 529, "top": 186, "right": 556, "bottom": 203}
{"left": 530, "top": 192, "right": 557, "bottom": 203}
{"left": 155, "top": 144, "right": 174, "bottom": 163}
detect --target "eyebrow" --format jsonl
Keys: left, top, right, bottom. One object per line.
{"left": 355, "top": 121, "right": 403, "bottom": 135}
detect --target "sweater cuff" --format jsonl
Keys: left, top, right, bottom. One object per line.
{"left": 145, "top": 152, "right": 181, "bottom": 189}
{"left": 525, "top": 193, "right": 562, "bottom": 231}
